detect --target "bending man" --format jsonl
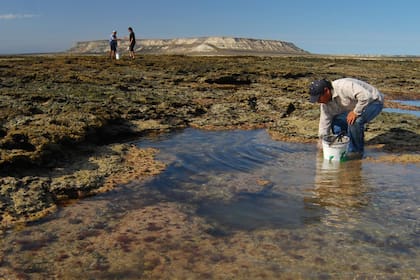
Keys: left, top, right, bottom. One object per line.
{"left": 309, "top": 78, "right": 384, "bottom": 159}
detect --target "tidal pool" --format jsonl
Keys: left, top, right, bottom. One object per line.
{"left": 1, "top": 129, "right": 419, "bottom": 279}
{"left": 384, "top": 99, "right": 420, "bottom": 117}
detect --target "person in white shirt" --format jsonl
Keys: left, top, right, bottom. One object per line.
{"left": 309, "top": 78, "right": 384, "bottom": 159}
{"left": 109, "top": 30, "right": 118, "bottom": 59}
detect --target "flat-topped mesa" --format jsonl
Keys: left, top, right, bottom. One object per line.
{"left": 68, "top": 36, "right": 309, "bottom": 55}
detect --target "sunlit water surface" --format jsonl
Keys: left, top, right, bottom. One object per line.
{"left": 1, "top": 129, "right": 419, "bottom": 279}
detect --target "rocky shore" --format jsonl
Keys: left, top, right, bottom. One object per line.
{"left": 1, "top": 54, "right": 419, "bottom": 227}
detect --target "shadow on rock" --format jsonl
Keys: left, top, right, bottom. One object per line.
{"left": 367, "top": 128, "right": 420, "bottom": 152}
{"left": 205, "top": 73, "right": 254, "bottom": 85}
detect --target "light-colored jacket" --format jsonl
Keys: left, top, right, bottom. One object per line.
{"left": 319, "top": 78, "right": 384, "bottom": 137}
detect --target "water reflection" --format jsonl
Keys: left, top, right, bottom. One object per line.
{"left": 1, "top": 129, "right": 419, "bottom": 279}
{"left": 138, "top": 129, "right": 326, "bottom": 232}
{"left": 313, "top": 155, "right": 368, "bottom": 209}
{"left": 196, "top": 189, "right": 326, "bottom": 233}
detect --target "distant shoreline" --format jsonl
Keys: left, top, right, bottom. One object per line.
{"left": 1, "top": 52, "right": 419, "bottom": 59}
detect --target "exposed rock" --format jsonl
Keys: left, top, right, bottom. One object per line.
{"left": 1, "top": 54, "right": 419, "bottom": 227}
{"left": 68, "top": 36, "right": 309, "bottom": 55}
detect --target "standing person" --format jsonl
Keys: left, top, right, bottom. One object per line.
{"left": 109, "top": 30, "right": 118, "bottom": 59}
{"left": 128, "top": 27, "right": 136, "bottom": 59}
{"left": 308, "top": 78, "right": 384, "bottom": 159}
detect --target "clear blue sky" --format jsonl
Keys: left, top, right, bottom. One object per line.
{"left": 1, "top": 0, "right": 419, "bottom": 55}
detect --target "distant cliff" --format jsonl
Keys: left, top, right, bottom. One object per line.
{"left": 68, "top": 36, "right": 309, "bottom": 55}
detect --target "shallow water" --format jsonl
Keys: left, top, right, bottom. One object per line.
{"left": 1, "top": 129, "right": 419, "bottom": 279}
{"left": 384, "top": 99, "right": 420, "bottom": 117}
{"left": 395, "top": 100, "right": 420, "bottom": 107}
{"left": 384, "top": 107, "right": 420, "bottom": 117}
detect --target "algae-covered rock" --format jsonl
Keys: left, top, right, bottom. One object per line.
{"left": 0, "top": 176, "right": 55, "bottom": 225}
{"left": 1, "top": 143, "right": 165, "bottom": 227}
{"left": 1, "top": 54, "right": 419, "bottom": 226}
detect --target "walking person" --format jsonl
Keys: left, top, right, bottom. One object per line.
{"left": 109, "top": 30, "right": 118, "bottom": 59}
{"left": 128, "top": 27, "right": 136, "bottom": 59}
{"left": 308, "top": 78, "right": 384, "bottom": 159}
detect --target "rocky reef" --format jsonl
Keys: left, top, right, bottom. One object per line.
{"left": 1, "top": 54, "right": 419, "bottom": 227}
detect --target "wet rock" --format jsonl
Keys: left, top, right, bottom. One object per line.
{"left": 248, "top": 96, "right": 257, "bottom": 111}
{"left": 0, "top": 54, "right": 419, "bottom": 226}
{"left": 280, "top": 103, "right": 296, "bottom": 118}
{"left": 0, "top": 176, "right": 55, "bottom": 224}
{"left": 1, "top": 133, "right": 36, "bottom": 151}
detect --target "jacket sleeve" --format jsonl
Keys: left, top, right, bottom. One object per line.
{"left": 351, "top": 82, "right": 372, "bottom": 115}
{"left": 318, "top": 104, "right": 331, "bottom": 137}
{"left": 353, "top": 93, "right": 369, "bottom": 115}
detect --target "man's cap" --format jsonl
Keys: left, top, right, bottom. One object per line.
{"left": 309, "top": 79, "right": 330, "bottom": 103}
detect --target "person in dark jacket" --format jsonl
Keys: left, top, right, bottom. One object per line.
{"left": 128, "top": 27, "right": 136, "bottom": 59}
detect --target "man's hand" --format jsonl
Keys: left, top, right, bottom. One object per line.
{"left": 347, "top": 111, "right": 358, "bottom": 125}
{"left": 317, "top": 139, "right": 323, "bottom": 150}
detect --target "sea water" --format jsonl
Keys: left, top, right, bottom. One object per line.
{"left": 384, "top": 100, "right": 420, "bottom": 117}
{"left": 1, "top": 129, "right": 419, "bottom": 279}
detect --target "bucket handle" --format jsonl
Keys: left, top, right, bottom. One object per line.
{"left": 328, "top": 131, "right": 346, "bottom": 146}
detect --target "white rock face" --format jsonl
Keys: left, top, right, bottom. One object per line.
{"left": 68, "top": 36, "right": 308, "bottom": 55}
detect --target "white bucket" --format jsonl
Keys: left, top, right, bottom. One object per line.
{"left": 116, "top": 52, "right": 120, "bottom": 60}
{"left": 322, "top": 135, "right": 349, "bottom": 162}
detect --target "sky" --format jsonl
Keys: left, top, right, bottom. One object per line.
{"left": 1, "top": 0, "right": 419, "bottom": 55}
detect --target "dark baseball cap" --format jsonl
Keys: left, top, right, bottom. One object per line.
{"left": 309, "top": 79, "right": 331, "bottom": 103}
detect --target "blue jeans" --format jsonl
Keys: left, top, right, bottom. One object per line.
{"left": 331, "top": 102, "right": 383, "bottom": 154}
